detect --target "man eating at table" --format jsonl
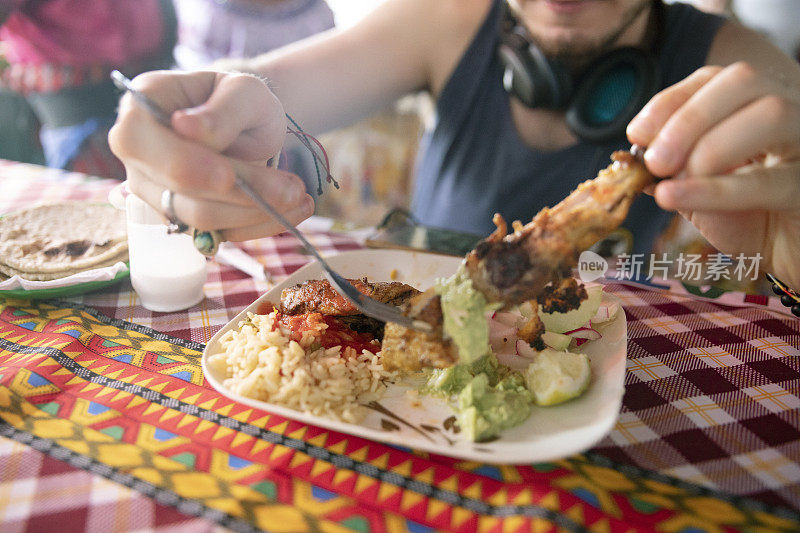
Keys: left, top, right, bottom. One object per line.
{"left": 108, "top": 0, "right": 800, "bottom": 292}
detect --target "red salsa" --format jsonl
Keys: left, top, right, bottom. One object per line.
{"left": 274, "top": 311, "right": 381, "bottom": 355}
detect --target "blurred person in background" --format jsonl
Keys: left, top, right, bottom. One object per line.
{"left": 173, "top": 0, "right": 335, "bottom": 71}
{"left": 0, "top": 0, "right": 176, "bottom": 179}
{"left": 109, "top": 0, "right": 800, "bottom": 290}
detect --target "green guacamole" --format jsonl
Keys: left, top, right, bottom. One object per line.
{"left": 424, "top": 354, "right": 532, "bottom": 442}
{"left": 435, "top": 266, "right": 497, "bottom": 365}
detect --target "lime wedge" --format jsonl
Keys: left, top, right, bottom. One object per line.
{"left": 524, "top": 348, "right": 591, "bottom": 406}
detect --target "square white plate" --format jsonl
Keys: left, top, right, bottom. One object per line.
{"left": 202, "top": 249, "right": 626, "bottom": 464}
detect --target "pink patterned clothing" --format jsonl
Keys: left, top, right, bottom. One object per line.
{"left": 0, "top": 0, "right": 175, "bottom": 179}
{"left": 0, "top": 0, "right": 170, "bottom": 93}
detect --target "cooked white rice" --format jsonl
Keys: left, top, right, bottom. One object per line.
{"left": 206, "top": 311, "right": 396, "bottom": 423}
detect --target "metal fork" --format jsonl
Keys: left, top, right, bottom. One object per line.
{"left": 111, "top": 70, "right": 432, "bottom": 332}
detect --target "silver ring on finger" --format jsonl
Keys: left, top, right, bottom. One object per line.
{"left": 160, "top": 189, "right": 189, "bottom": 234}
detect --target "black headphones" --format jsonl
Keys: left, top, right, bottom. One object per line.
{"left": 497, "top": 0, "right": 663, "bottom": 142}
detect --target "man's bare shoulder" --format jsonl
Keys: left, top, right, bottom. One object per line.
{"left": 421, "top": 0, "right": 495, "bottom": 95}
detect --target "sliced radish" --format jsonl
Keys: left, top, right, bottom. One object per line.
{"left": 564, "top": 326, "right": 602, "bottom": 341}
{"left": 490, "top": 334, "right": 516, "bottom": 354}
{"left": 493, "top": 339, "right": 517, "bottom": 357}
{"left": 591, "top": 302, "right": 620, "bottom": 324}
{"left": 484, "top": 288, "right": 608, "bottom": 371}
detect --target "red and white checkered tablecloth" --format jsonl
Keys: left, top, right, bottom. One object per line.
{"left": 594, "top": 281, "right": 800, "bottom": 508}
{"left": 1, "top": 160, "right": 799, "bottom": 531}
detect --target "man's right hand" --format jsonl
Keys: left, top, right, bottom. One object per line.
{"left": 109, "top": 70, "right": 315, "bottom": 242}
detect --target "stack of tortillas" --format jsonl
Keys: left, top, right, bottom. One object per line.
{"left": 0, "top": 202, "right": 128, "bottom": 281}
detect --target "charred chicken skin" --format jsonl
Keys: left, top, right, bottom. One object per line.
{"left": 537, "top": 278, "right": 588, "bottom": 314}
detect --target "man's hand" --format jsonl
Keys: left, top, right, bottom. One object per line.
{"left": 109, "top": 70, "right": 314, "bottom": 242}
{"left": 627, "top": 62, "right": 800, "bottom": 288}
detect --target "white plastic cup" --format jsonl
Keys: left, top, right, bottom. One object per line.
{"left": 110, "top": 184, "right": 207, "bottom": 311}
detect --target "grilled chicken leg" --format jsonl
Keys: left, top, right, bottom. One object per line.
{"left": 465, "top": 150, "right": 654, "bottom": 307}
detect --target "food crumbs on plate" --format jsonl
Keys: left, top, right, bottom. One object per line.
{"left": 390, "top": 268, "right": 399, "bottom": 280}
{"left": 404, "top": 389, "right": 423, "bottom": 408}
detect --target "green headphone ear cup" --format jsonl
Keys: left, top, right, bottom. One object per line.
{"left": 567, "top": 47, "right": 661, "bottom": 142}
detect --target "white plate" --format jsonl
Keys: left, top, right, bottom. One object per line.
{"left": 202, "top": 249, "right": 626, "bottom": 464}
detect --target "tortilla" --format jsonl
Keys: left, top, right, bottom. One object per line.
{"left": 0, "top": 202, "right": 128, "bottom": 279}
{"left": 0, "top": 252, "right": 129, "bottom": 281}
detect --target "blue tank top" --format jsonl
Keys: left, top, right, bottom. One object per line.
{"left": 411, "top": 1, "right": 724, "bottom": 254}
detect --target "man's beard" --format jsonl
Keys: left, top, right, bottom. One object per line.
{"left": 528, "top": 0, "right": 651, "bottom": 68}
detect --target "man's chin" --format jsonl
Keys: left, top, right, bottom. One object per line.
{"left": 523, "top": 0, "right": 651, "bottom": 64}
{"left": 532, "top": 32, "right": 607, "bottom": 63}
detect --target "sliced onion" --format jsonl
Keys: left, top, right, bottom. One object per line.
{"left": 544, "top": 339, "right": 570, "bottom": 350}
{"left": 517, "top": 301, "right": 535, "bottom": 318}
